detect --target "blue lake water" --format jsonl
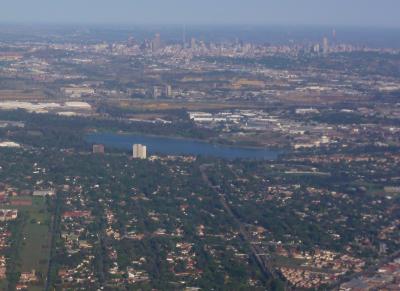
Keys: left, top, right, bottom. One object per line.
{"left": 86, "top": 133, "right": 279, "bottom": 160}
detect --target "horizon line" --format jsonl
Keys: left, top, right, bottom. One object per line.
{"left": 0, "top": 21, "right": 400, "bottom": 30}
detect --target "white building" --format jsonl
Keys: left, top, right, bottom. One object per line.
{"left": 33, "top": 189, "right": 56, "bottom": 197}
{"left": 164, "top": 85, "right": 173, "bottom": 97}
{"left": 62, "top": 87, "right": 95, "bottom": 98}
{"left": 0, "top": 209, "right": 18, "bottom": 221}
{"left": 133, "top": 144, "right": 147, "bottom": 159}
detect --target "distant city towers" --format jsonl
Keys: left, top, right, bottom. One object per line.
{"left": 191, "top": 37, "right": 197, "bottom": 49}
{"left": 152, "top": 33, "right": 162, "bottom": 52}
{"left": 133, "top": 144, "right": 147, "bottom": 159}
{"left": 322, "top": 37, "right": 329, "bottom": 55}
{"left": 152, "top": 86, "right": 162, "bottom": 98}
{"left": 152, "top": 84, "right": 173, "bottom": 98}
{"left": 164, "top": 85, "right": 172, "bottom": 97}
{"left": 313, "top": 43, "right": 320, "bottom": 54}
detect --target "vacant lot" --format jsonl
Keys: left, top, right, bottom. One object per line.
{"left": 0, "top": 89, "right": 46, "bottom": 101}
{"left": 112, "top": 99, "right": 262, "bottom": 111}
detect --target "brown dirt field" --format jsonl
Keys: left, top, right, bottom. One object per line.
{"left": 275, "top": 93, "right": 370, "bottom": 105}
{"left": 114, "top": 99, "right": 261, "bottom": 111}
{"left": 0, "top": 90, "right": 46, "bottom": 101}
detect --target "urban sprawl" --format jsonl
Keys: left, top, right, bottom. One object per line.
{"left": 0, "top": 26, "right": 398, "bottom": 290}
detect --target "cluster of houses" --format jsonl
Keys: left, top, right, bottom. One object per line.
{"left": 0, "top": 223, "right": 12, "bottom": 281}
{"left": 0, "top": 209, "right": 18, "bottom": 222}
{"left": 279, "top": 250, "right": 365, "bottom": 289}
{"left": 0, "top": 256, "right": 6, "bottom": 280}
{"left": 58, "top": 207, "right": 97, "bottom": 287}
{"left": 57, "top": 182, "right": 99, "bottom": 288}
{"left": 341, "top": 257, "right": 400, "bottom": 290}
{"left": 279, "top": 267, "right": 336, "bottom": 289}
{"left": 166, "top": 242, "right": 202, "bottom": 281}
{"left": 103, "top": 206, "right": 150, "bottom": 287}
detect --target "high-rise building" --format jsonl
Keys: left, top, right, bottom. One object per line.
{"left": 152, "top": 33, "right": 161, "bottom": 52}
{"left": 93, "top": 144, "right": 105, "bottom": 154}
{"left": 322, "top": 37, "right": 329, "bottom": 54}
{"left": 191, "top": 37, "right": 197, "bottom": 49}
{"left": 164, "top": 85, "right": 172, "bottom": 97}
{"left": 313, "top": 43, "right": 320, "bottom": 54}
{"left": 152, "top": 86, "right": 162, "bottom": 98}
{"left": 127, "top": 36, "right": 137, "bottom": 47}
{"left": 132, "top": 144, "right": 147, "bottom": 159}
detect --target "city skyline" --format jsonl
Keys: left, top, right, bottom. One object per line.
{"left": 1, "top": 0, "right": 400, "bottom": 28}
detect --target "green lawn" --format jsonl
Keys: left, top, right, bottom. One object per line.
{"left": 11, "top": 196, "right": 52, "bottom": 286}
{"left": 20, "top": 223, "right": 51, "bottom": 272}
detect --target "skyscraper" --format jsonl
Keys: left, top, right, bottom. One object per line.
{"left": 191, "top": 37, "right": 197, "bottom": 49}
{"left": 322, "top": 37, "right": 329, "bottom": 54}
{"left": 164, "top": 85, "right": 172, "bottom": 97}
{"left": 313, "top": 43, "right": 320, "bottom": 54}
{"left": 152, "top": 33, "right": 161, "bottom": 52}
{"left": 133, "top": 144, "right": 147, "bottom": 159}
{"left": 152, "top": 86, "right": 162, "bottom": 98}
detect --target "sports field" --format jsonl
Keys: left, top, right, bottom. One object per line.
{"left": 11, "top": 196, "right": 52, "bottom": 289}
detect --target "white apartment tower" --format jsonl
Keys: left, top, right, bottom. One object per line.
{"left": 132, "top": 144, "right": 147, "bottom": 159}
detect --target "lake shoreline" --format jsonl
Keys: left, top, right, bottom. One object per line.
{"left": 87, "top": 129, "right": 285, "bottom": 151}
{"left": 86, "top": 132, "right": 281, "bottom": 160}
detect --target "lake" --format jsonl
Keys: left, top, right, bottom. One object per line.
{"left": 86, "top": 133, "right": 279, "bottom": 160}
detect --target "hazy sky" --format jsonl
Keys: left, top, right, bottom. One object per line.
{"left": 1, "top": 0, "right": 400, "bottom": 27}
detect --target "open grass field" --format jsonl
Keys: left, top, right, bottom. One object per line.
{"left": 20, "top": 222, "right": 51, "bottom": 272}
{"left": 10, "top": 196, "right": 52, "bottom": 288}
{"left": 275, "top": 92, "right": 370, "bottom": 105}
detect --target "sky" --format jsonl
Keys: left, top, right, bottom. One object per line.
{"left": 1, "top": 0, "right": 400, "bottom": 27}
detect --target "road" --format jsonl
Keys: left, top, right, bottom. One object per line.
{"left": 199, "top": 164, "right": 282, "bottom": 288}
{"left": 45, "top": 191, "right": 62, "bottom": 291}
